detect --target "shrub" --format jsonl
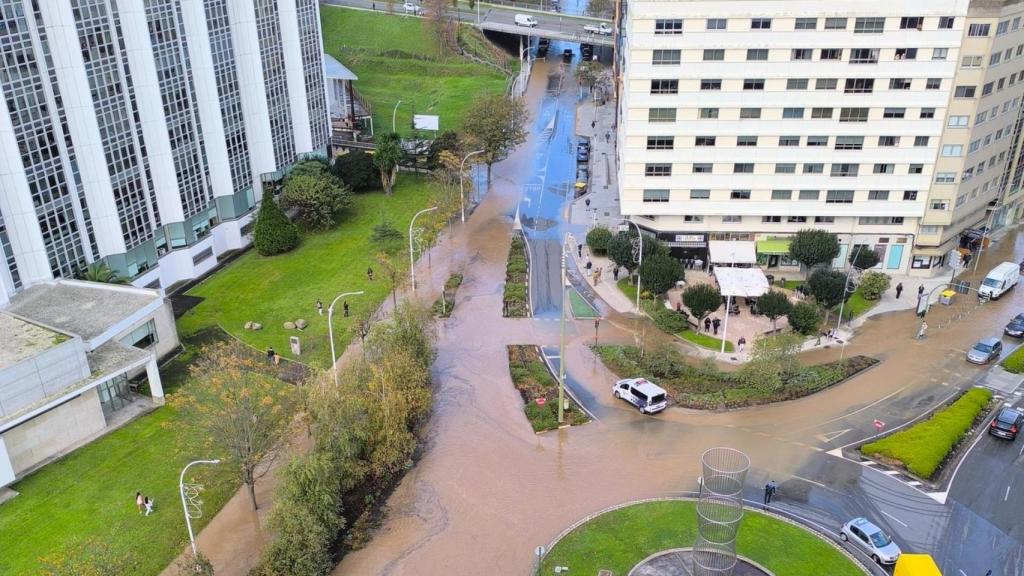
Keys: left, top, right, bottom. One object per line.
{"left": 257, "top": 499, "right": 333, "bottom": 576}
{"left": 253, "top": 196, "right": 299, "bottom": 256}
{"left": 1002, "top": 345, "right": 1024, "bottom": 373}
{"left": 586, "top": 227, "right": 614, "bottom": 254}
{"left": 861, "top": 388, "right": 992, "bottom": 478}
{"left": 280, "top": 174, "right": 350, "bottom": 231}
{"left": 332, "top": 150, "right": 378, "bottom": 192}
{"left": 639, "top": 253, "right": 684, "bottom": 295}
{"left": 788, "top": 302, "right": 821, "bottom": 335}
{"left": 682, "top": 283, "right": 721, "bottom": 323}
{"left": 858, "top": 271, "right": 892, "bottom": 301}
{"left": 788, "top": 228, "right": 840, "bottom": 269}
{"left": 652, "top": 306, "right": 689, "bottom": 334}
{"left": 370, "top": 220, "right": 404, "bottom": 253}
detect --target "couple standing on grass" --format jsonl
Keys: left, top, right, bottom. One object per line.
{"left": 135, "top": 491, "right": 155, "bottom": 516}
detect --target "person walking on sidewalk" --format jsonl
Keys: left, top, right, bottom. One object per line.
{"left": 737, "top": 336, "right": 746, "bottom": 353}
{"left": 591, "top": 119, "right": 596, "bottom": 130}
{"left": 917, "top": 321, "right": 928, "bottom": 340}
{"left": 704, "top": 317, "right": 712, "bottom": 333}
{"left": 895, "top": 283, "right": 903, "bottom": 299}
{"left": 712, "top": 317, "right": 721, "bottom": 335}
{"left": 605, "top": 131, "right": 610, "bottom": 143}
{"left": 918, "top": 284, "right": 925, "bottom": 297}
{"left": 763, "top": 480, "right": 777, "bottom": 507}
{"left": 613, "top": 266, "right": 620, "bottom": 280}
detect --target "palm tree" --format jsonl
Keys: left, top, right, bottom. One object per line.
{"left": 80, "top": 261, "right": 128, "bottom": 284}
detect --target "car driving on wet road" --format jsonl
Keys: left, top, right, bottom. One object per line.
{"left": 612, "top": 378, "right": 667, "bottom": 414}
{"left": 989, "top": 407, "right": 1024, "bottom": 440}
{"left": 840, "top": 517, "right": 901, "bottom": 565}
{"left": 1005, "top": 313, "right": 1024, "bottom": 337}
{"left": 966, "top": 337, "right": 1003, "bottom": 364}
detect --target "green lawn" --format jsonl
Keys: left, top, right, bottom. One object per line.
{"left": 834, "top": 291, "right": 879, "bottom": 322}
{"left": 0, "top": 408, "right": 238, "bottom": 575}
{"left": 678, "top": 329, "right": 734, "bottom": 352}
{"left": 320, "top": 7, "right": 508, "bottom": 136}
{"left": 568, "top": 289, "right": 598, "bottom": 319}
{"left": 541, "top": 500, "right": 863, "bottom": 576}
{"left": 1002, "top": 343, "right": 1024, "bottom": 373}
{"left": 178, "top": 179, "right": 434, "bottom": 368}
{"left": 861, "top": 387, "right": 992, "bottom": 478}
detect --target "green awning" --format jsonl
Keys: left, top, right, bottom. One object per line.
{"left": 756, "top": 239, "right": 791, "bottom": 254}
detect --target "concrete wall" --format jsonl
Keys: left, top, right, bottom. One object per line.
{"left": 0, "top": 388, "right": 105, "bottom": 476}
{"left": 113, "top": 299, "right": 180, "bottom": 361}
{"left": 0, "top": 338, "right": 90, "bottom": 419}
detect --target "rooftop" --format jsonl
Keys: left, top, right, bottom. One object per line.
{"left": 5, "top": 280, "right": 160, "bottom": 342}
{"left": 0, "top": 313, "right": 69, "bottom": 371}
{"left": 323, "top": 53, "right": 357, "bottom": 81}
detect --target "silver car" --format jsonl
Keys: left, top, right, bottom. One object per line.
{"left": 967, "top": 337, "right": 1003, "bottom": 364}
{"left": 840, "top": 517, "right": 901, "bottom": 565}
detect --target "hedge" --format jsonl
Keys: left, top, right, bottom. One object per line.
{"left": 860, "top": 387, "right": 992, "bottom": 479}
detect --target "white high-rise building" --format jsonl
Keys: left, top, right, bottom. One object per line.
{"left": 0, "top": 0, "right": 330, "bottom": 304}
{"left": 618, "top": 0, "right": 1024, "bottom": 275}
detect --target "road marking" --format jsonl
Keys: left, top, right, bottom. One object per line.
{"left": 960, "top": 570, "right": 969, "bottom": 576}
{"left": 880, "top": 510, "right": 908, "bottom": 528}
{"left": 791, "top": 474, "right": 826, "bottom": 488}
{"left": 1006, "top": 486, "right": 1012, "bottom": 501}
{"left": 815, "top": 428, "right": 853, "bottom": 443}
{"left": 795, "top": 385, "right": 908, "bottom": 432}
{"left": 882, "top": 470, "right": 900, "bottom": 475}
{"left": 1020, "top": 442, "right": 1024, "bottom": 457}
{"left": 907, "top": 481, "right": 922, "bottom": 487}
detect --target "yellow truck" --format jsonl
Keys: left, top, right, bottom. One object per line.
{"left": 894, "top": 554, "right": 942, "bottom": 576}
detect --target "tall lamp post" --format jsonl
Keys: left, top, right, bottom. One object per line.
{"left": 328, "top": 290, "right": 364, "bottom": 384}
{"left": 460, "top": 150, "right": 485, "bottom": 222}
{"left": 179, "top": 459, "right": 220, "bottom": 560}
{"left": 410, "top": 206, "right": 439, "bottom": 292}
{"left": 558, "top": 234, "right": 571, "bottom": 424}
{"left": 836, "top": 245, "right": 864, "bottom": 334}
{"left": 392, "top": 100, "right": 402, "bottom": 133}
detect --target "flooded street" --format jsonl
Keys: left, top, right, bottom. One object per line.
{"left": 335, "top": 55, "right": 1024, "bottom": 576}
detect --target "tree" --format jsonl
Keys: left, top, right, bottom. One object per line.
{"left": 849, "top": 245, "right": 881, "bottom": 269}
{"left": 370, "top": 219, "right": 404, "bottom": 254}
{"left": 253, "top": 195, "right": 299, "bottom": 256}
{"left": 174, "top": 551, "right": 215, "bottom": 576}
{"left": 258, "top": 498, "right": 333, "bottom": 576}
{"left": 462, "top": 94, "right": 528, "bottom": 182}
{"left": 170, "top": 341, "right": 297, "bottom": 511}
{"left": 280, "top": 175, "right": 350, "bottom": 231}
{"left": 80, "top": 261, "right": 127, "bottom": 284}
{"left": 757, "top": 290, "right": 792, "bottom": 331}
{"left": 736, "top": 333, "right": 804, "bottom": 392}
{"left": 426, "top": 131, "right": 461, "bottom": 170}
{"left": 586, "top": 226, "right": 613, "bottom": 254}
{"left": 788, "top": 228, "right": 840, "bottom": 269}
{"left": 287, "top": 158, "right": 332, "bottom": 181}
{"left": 788, "top": 301, "right": 822, "bottom": 335}
{"left": 376, "top": 250, "right": 402, "bottom": 310}
{"left": 373, "top": 132, "right": 404, "bottom": 195}
{"left": 682, "top": 283, "right": 722, "bottom": 324}
{"left": 638, "top": 253, "right": 684, "bottom": 295}
{"left": 606, "top": 230, "right": 662, "bottom": 275}
{"left": 858, "top": 271, "right": 892, "bottom": 301}
{"left": 574, "top": 60, "right": 602, "bottom": 90}
{"left": 808, "top": 268, "right": 847, "bottom": 317}
{"left": 332, "top": 150, "right": 378, "bottom": 192}
{"left": 586, "top": 0, "right": 613, "bottom": 17}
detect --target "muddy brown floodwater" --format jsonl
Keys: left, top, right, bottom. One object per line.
{"left": 334, "top": 62, "right": 1024, "bottom": 575}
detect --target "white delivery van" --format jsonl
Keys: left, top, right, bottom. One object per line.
{"left": 515, "top": 14, "right": 538, "bottom": 27}
{"left": 979, "top": 261, "right": 1020, "bottom": 299}
{"left": 612, "top": 378, "right": 668, "bottom": 414}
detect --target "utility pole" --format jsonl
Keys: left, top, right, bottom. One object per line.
{"left": 558, "top": 237, "right": 568, "bottom": 424}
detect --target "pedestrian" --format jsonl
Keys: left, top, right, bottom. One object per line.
{"left": 273, "top": 351, "right": 281, "bottom": 365}
{"left": 963, "top": 252, "right": 972, "bottom": 267}
{"left": 266, "top": 346, "right": 275, "bottom": 364}
{"left": 585, "top": 197, "right": 591, "bottom": 207}
{"left": 712, "top": 317, "right": 721, "bottom": 335}
{"left": 738, "top": 336, "right": 746, "bottom": 353}
{"left": 577, "top": 243, "right": 583, "bottom": 258}
{"left": 367, "top": 266, "right": 374, "bottom": 281}
{"left": 144, "top": 496, "right": 154, "bottom": 516}
{"left": 763, "top": 480, "right": 777, "bottom": 506}
{"left": 605, "top": 131, "right": 610, "bottom": 143}
{"left": 372, "top": 1, "right": 376, "bottom": 9}
{"left": 918, "top": 321, "right": 928, "bottom": 340}
{"left": 343, "top": 301, "right": 349, "bottom": 317}
{"left": 591, "top": 119, "right": 596, "bottom": 129}
{"left": 316, "top": 298, "right": 323, "bottom": 316}
{"left": 918, "top": 284, "right": 925, "bottom": 297}
{"left": 596, "top": 267, "right": 603, "bottom": 283}
{"left": 704, "top": 317, "right": 712, "bottom": 333}
{"left": 895, "top": 282, "right": 903, "bottom": 299}
{"left": 136, "top": 491, "right": 144, "bottom": 514}
{"left": 613, "top": 266, "right": 619, "bottom": 280}
{"left": 586, "top": 260, "right": 593, "bottom": 271}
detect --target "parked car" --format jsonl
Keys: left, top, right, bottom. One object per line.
{"left": 1005, "top": 313, "right": 1024, "bottom": 337}
{"left": 612, "top": 378, "right": 668, "bottom": 414}
{"left": 403, "top": 2, "right": 422, "bottom": 14}
{"left": 583, "top": 23, "right": 613, "bottom": 35}
{"left": 967, "top": 337, "right": 1003, "bottom": 364}
{"left": 839, "top": 517, "right": 901, "bottom": 565}
{"left": 581, "top": 43, "right": 594, "bottom": 60}
{"left": 979, "top": 261, "right": 1020, "bottom": 300}
{"left": 563, "top": 48, "right": 573, "bottom": 62}
{"left": 989, "top": 408, "right": 1024, "bottom": 440}
{"left": 576, "top": 145, "right": 589, "bottom": 163}
{"left": 537, "top": 38, "right": 550, "bottom": 58}
{"left": 515, "top": 14, "right": 538, "bottom": 27}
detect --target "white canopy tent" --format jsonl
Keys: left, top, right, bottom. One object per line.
{"left": 712, "top": 267, "right": 771, "bottom": 354}
{"left": 707, "top": 241, "right": 757, "bottom": 266}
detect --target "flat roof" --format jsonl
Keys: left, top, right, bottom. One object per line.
{"left": 714, "top": 267, "right": 770, "bottom": 298}
{"left": 5, "top": 280, "right": 160, "bottom": 341}
{"left": 708, "top": 241, "right": 757, "bottom": 264}
{"left": 323, "top": 53, "right": 357, "bottom": 81}
{"left": 0, "top": 313, "right": 69, "bottom": 371}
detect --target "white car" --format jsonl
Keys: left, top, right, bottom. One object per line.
{"left": 612, "top": 378, "right": 667, "bottom": 414}
{"left": 403, "top": 2, "right": 422, "bottom": 14}
{"left": 514, "top": 14, "right": 538, "bottom": 27}
{"left": 584, "top": 23, "right": 613, "bottom": 35}
{"left": 839, "top": 517, "right": 902, "bottom": 565}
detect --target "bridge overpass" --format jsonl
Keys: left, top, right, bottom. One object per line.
{"left": 321, "top": 0, "right": 615, "bottom": 47}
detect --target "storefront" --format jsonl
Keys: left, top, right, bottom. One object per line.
{"left": 755, "top": 238, "right": 798, "bottom": 270}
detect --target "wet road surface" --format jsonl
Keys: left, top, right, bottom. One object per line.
{"left": 333, "top": 55, "right": 1024, "bottom": 576}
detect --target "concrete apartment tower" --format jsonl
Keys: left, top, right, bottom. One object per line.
{"left": 0, "top": 0, "right": 330, "bottom": 304}
{"left": 617, "top": 0, "right": 1024, "bottom": 276}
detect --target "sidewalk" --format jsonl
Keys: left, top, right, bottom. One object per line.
{"left": 571, "top": 99, "right": 621, "bottom": 230}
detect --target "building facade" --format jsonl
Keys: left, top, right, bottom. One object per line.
{"left": 0, "top": 0, "right": 330, "bottom": 305}
{"left": 618, "top": 0, "right": 1024, "bottom": 275}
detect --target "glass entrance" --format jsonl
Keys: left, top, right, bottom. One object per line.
{"left": 98, "top": 374, "right": 131, "bottom": 419}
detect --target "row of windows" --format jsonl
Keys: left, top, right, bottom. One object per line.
{"left": 254, "top": 0, "right": 295, "bottom": 171}
{"left": 651, "top": 76, "right": 945, "bottom": 94}
{"left": 645, "top": 134, "right": 935, "bottom": 150}
{"left": 653, "top": 47, "right": 948, "bottom": 65}
{"left": 641, "top": 187, "right": 918, "bottom": 204}
{"left": 652, "top": 16, "right": 955, "bottom": 34}
{"left": 297, "top": 0, "right": 328, "bottom": 149}
{"left": 643, "top": 160, "right": 930, "bottom": 176}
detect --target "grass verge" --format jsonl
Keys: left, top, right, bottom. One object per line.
{"left": 594, "top": 345, "right": 877, "bottom": 410}
{"left": 860, "top": 387, "right": 993, "bottom": 479}
{"left": 1001, "top": 344, "right": 1024, "bottom": 373}
{"left": 320, "top": 7, "right": 508, "bottom": 136}
{"left": 177, "top": 178, "right": 433, "bottom": 368}
{"left": 679, "top": 329, "right": 734, "bottom": 353}
{"left": 508, "top": 345, "right": 589, "bottom": 432}
{"left": 833, "top": 291, "right": 879, "bottom": 322}
{"left": 503, "top": 235, "right": 529, "bottom": 317}
{"left": 540, "top": 500, "right": 863, "bottom": 576}
{"left": 568, "top": 289, "right": 598, "bottom": 319}
{"left": 432, "top": 273, "right": 463, "bottom": 318}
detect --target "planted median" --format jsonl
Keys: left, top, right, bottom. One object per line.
{"left": 507, "top": 345, "right": 589, "bottom": 432}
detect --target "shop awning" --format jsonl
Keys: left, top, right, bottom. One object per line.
{"left": 713, "top": 267, "right": 770, "bottom": 298}
{"left": 708, "top": 241, "right": 756, "bottom": 265}
{"left": 756, "top": 239, "right": 791, "bottom": 255}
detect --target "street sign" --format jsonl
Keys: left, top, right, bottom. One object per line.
{"left": 873, "top": 419, "right": 885, "bottom": 431}
{"left": 536, "top": 397, "right": 546, "bottom": 406}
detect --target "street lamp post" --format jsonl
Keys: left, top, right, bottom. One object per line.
{"left": 410, "top": 206, "right": 439, "bottom": 292}
{"left": 392, "top": 100, "right": 402, "bottom": 133}
{"left": 974, "top": 209, "right": 998, "bottom": 272}
{"left": 179, "top": 459, "right": 220, "bottom": 560}
{"left": 558, "top": 235, "right": 570, "bottom": 424}
{"left": 836, "top": 244, "right": 864, "bottom": 335}
{"left": 622, "top": 219, "right": 643, "bottom": 313}
{"left": 328, "top": 291, "right": 365, "bottom": 384}
{"left": 460, "top": 149, "right": 485, "bottom": 222}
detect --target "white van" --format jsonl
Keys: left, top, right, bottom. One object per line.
{"left": 612, "top": 378, "right": 668, "bottom": 414}
{"left": 979, "top": 261, "right": 1020, "bottom": 299}
{"left": 514, "top": 14, "right": 538, "bottom": 27}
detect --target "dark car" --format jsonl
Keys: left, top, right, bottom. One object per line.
{"left": 563, "top": 48, "right": 573, "bottom": 62}
{"left": 576, "top": 146, "right": 589, "bottom": 163}
{"left": 1006, "top": 313, "right": 1024, "bottom": 337}
{"left": 537, "top": 38, "right": 549, "bottom": 58}
{"left": 990, "top": 408, "right": 1024, "bottom": 440}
